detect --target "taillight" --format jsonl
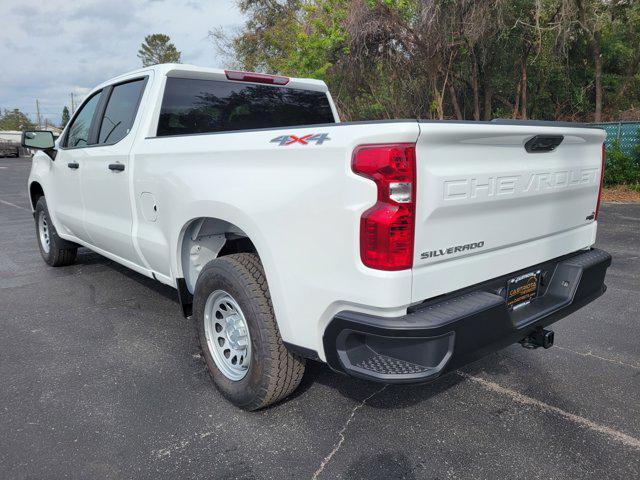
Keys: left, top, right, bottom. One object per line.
{"left": 352, "top": 143, "right": 416, "bottom": 270}
{"left": 595, "top": 143, "right": 605, "bottom": 220}
{"left": 225, "top": 70, "right": 289, "bottom": 85}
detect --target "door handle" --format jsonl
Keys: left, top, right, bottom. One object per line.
{"left": 108, "top": 163, "right": 125, "bottom": 172}
{"left": 67, "top": 162, "right": 79, "bottom": 169}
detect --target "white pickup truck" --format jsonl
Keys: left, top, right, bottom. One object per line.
{"left": 24, "top": 64, "right": 611, "bottom": 410}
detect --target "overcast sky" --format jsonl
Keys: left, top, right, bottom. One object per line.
{"left": 0, "top": 0, "right": 244, "bottom": 126}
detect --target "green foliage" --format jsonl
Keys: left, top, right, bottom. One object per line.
{"left": 60, "top": 106, "right": 70, "bottom": 128}
{"left": 220, "top": 0, "right": 640, "bottom": 184}
{"left": 221, "top": 0, "right": 640, "bottom": 122}
{"left": 367, "top": 0, "right": 416, "bottom": 21}
{"left": 137, "top": 34, "right": 181, "bottom": 67}
{"left": 290, "top": 1, "right": 348, "bottom": 78}
{"left": 0, "top": 108, "right": 35, "bottom": 131}
{"left": 604, "top": 139, "right": 640, "bottom": 186}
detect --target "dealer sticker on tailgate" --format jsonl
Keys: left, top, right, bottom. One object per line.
{"left": 506, "top": 270, "right": 541, "bottom": 310}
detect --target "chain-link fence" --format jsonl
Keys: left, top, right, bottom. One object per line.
{"left": 593, "top": 122, "right": 640, "bottom": 156}
{"left": 593, "top": 121, "right": 640, "bottom": 185}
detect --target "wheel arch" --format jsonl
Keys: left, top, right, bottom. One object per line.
{"left": 29, "top": 181, "right": 45, "bottom": 211}
{"left": 177, "top": 216, "right": 261, "bottom": 296}
{"left": 172, "top": 208, "right": 285, "bottom": 333}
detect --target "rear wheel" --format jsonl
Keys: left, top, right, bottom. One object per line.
{"left": 194, "top": 253, "right": 305, "bottom": 410}
{"left": 34, "top": 197, "right": 77, "bottom": 267}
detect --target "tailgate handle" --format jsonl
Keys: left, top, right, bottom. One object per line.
{"left": 525, "top": 135, "right": 564, "bottom": 153}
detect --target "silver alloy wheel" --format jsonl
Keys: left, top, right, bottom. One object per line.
{"left": 204, "top": 289, "right": 251, "bottom": 381}
{"left": 38, "top": 211, "right": 50, "bottom": 254}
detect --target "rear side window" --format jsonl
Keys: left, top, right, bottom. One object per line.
{"left": 98, "top": 79, "right": 146, "bottom": 144}
{"left": 157, "top": 77, "right": 334, "bottom": 136}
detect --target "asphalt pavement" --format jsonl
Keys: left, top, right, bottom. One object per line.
{"left": 0, "top": 155, "right": 638, "bottom": 479}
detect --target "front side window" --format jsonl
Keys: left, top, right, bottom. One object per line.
{"left": 157, "top": 77, "right": 335, "bottom": 136}
{"left": 65, "top": 91, "right": 101, "bottom": 148}
{"left": 98, "top": 79, "right": 146, "bottom": 144}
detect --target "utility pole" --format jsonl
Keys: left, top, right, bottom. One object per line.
{"left": 36, "top": 99, "right": 42, "bottom": 129}
{"left": 70, "top": 93, "right": 76, "bottom": 114}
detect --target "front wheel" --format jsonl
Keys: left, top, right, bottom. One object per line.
{"left": 194, "top": 253, "right": 305, "bottom": 410}
{"left": 34, "top": 197, "right": 77, "bottom": 267}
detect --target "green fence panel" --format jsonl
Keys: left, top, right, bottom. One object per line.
{"left": 592, "top": 122, "right": 640, "bottom": 156}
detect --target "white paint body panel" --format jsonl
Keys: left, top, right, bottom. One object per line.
{"left": 411, "top": 123, "right": 605, "bottom": 303}
{"left": 28, "top": 64, "right": 605, "bottom": 361}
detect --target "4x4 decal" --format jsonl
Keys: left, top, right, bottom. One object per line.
{"left": 270, "top": 133, "right": 330, "bottom": 146}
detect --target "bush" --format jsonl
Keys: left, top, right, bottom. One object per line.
{"left": 604, "top": 139, "right": 640, "bottom": 186}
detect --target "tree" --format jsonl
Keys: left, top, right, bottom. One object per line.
{"left": 60, "top": 106, "right": 70, "bottom": 128}
{"left": 0, "top": 108, "right": 35, "bottom": 131}
{"left": 217, "top": 0, "right": 640, "bottom": 123}
{"left": 608, "top": 0, "right": 640, "bottom": 109}
{"left": 137, "top": 34, "right": 181, "bottom": 67}
{"left": 554, "top": 0, "right": 613, "bottom": 121}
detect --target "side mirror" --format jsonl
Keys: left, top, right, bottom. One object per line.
{"left": 22, "top": 131, "right": 55, "bottom": 150}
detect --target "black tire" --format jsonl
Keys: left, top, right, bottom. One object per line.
{"left": 34, "top": 197, "right": 78, "bottom": 267}
{"left": 194, "top": 253, "right": 305, "bottom": 410}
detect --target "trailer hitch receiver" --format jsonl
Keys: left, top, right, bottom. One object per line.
{"left": 520, "top": 327, "right": 554, "bottom": 349}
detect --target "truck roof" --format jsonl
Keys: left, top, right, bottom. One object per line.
{"left": 96, "top": 63, "right": 328, "bottom": 92}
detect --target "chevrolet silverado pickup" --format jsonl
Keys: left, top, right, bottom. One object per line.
{"left": 24, "top": 64, "right": 611, "bottom": 410}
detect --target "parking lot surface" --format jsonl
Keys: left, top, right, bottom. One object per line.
{"left": 0, "top": 156, "right": 638, "bottom": 479}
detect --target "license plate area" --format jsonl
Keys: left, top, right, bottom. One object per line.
{"left": 506, "top": 270, "right": 541, "bottom": 310}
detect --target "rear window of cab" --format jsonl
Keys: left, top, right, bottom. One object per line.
{"left": 157, "top": 77, "right": 334, "bottom": 136}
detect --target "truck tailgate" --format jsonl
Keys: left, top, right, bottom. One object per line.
{"left": 411, "top": 122, "right": 605, "bottom": 303}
